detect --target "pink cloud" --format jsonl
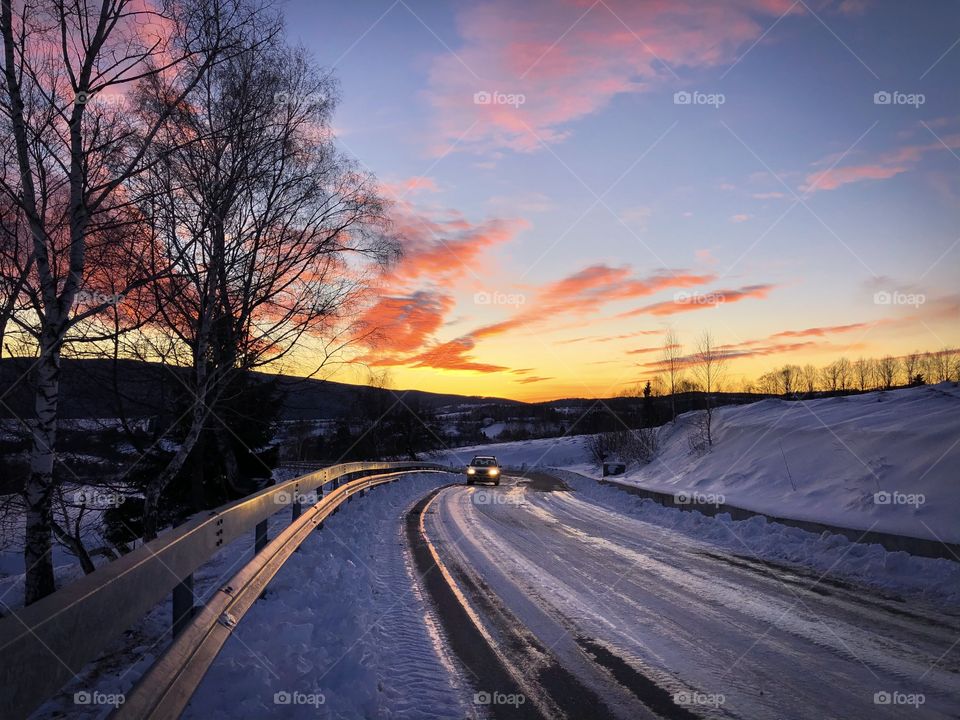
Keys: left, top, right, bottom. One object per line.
{"left": 385, "top": 209, "right": 529, "bottom": 290}
{"left": 380, "top": 176, "right": 440, "bottom": 197}
{"left": 426, "top": 0, "right": 803, "bottom": 153}
{"left": 804, "top": 135, "right": 960, "bottom": 193}
{"left": 805, "top": 163, "right": 910, "bottom": 192}
{"left": 620, "top": 283, "right": 776, "bottom": 317}
{"left": 638, "top": 339, "right": 817, "bottom": 371}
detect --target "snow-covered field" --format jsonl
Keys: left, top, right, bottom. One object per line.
{"left": 439, "top": 383, "right": 960, "bottom": 544}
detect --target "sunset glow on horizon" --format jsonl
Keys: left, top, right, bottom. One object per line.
{"left": 286, "top": 0, "right": 959, "bottom": 401}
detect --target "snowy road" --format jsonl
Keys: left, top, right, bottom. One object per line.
{"left": 419, "top": 473, "right": 960, "bottom": 719}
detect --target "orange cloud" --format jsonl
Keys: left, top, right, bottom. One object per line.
{"left": 516, "top": 375, "right": 553, "bottom": 384}
{"left": 458, "top": 265, "right": 716, "bottom": 344}
{"left": 407, "top": 337, "right": 509, "bottom": 373}
{"left": 627, "top": 344, "right": 677, "bottom": 355}
{"left": 361, "top": 262, "right": 713, "bottom": 375}
{"left": 387, "top": 214, "right": 529, "bottom": 289}
{"left": 358, "top": 291, "right": 455, "bottom": 356}
{"left": 771, "top": 322, "right": 871, "bottom": 338}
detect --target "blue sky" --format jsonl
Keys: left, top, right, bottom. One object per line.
{"left": 284, "top": 0, "right": 960, "bottom": 400}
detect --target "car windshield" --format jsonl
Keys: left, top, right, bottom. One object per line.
{"left": 471, "top": 457, "right": 497, "bottom": 467}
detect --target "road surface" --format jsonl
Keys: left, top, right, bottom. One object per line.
{"left": 412, "top": 473, "right": 960, "bottom": 719}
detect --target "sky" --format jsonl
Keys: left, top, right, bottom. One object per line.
{"left": 283, "top": 0, "right": 960, "bottom": 401}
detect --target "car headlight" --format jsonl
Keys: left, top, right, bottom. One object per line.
{"left": 488, "top": 468, "right": 499, "bottom": 476}
{"left": 467, "top": 468, "right": 475, "bottom": 474}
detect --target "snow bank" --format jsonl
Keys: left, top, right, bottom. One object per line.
{"left": 443, "top": 383, "right": 960, "bottom": 544}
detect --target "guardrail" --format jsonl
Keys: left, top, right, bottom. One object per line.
{"left": 116, "top": 468, "right": 443, "bottom": 719}
{"left": 276, "top": 460, "right": 333, "bottom": 472}
{"left": 0, "top": 460, "right": 446, "bottom": 719}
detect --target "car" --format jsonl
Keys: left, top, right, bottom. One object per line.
{"left": 465, "top": 455, "right": 501, "bottom": 485}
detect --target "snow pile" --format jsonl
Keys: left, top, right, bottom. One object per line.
{"left": 184, "top": 472, "right": 467, "bottom": 719}
{"left": 443, "top": 383, "right": 960, "bottom": 544}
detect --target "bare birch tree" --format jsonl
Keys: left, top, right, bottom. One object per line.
{"left": 133, "top": 31, "right": 398, "bottom": 538}
{"left": 0, "top": 0, "right": 259, "bottom": 604}
{"left": 661, "top": 328, "right": 683, "bottom": 421}
{"left": 691, "top": 330, "right": 726, "bottom": 448}
{"left": 876, "top": 355, "right": 898, "bottom": 389}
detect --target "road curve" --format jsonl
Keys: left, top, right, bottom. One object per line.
{"left": 413, "top": 473, "right": 960, "bottom": 719}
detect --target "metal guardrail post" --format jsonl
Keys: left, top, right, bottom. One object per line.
{"left": 316, "top": 484, "right": 324, "bottom": 529}
{"left": 172, "top": 575, "right": 195, "bottom": 638}
{"left": 254, "top": 519, "right": 268, "bottom": 554}
{"left": 291, "top": 483, "right": 302, "bottom": 521}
